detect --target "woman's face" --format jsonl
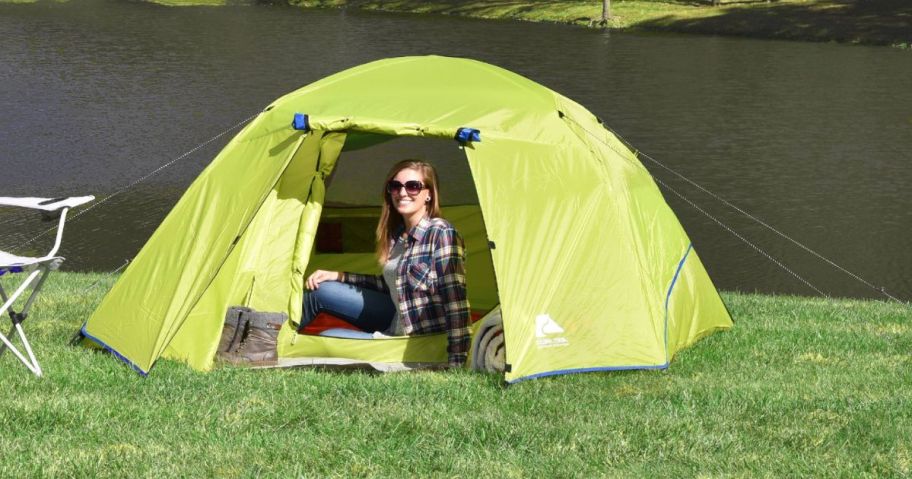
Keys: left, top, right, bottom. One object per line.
{"left": 389, "top": 167, "right": 431, "bottom": 219}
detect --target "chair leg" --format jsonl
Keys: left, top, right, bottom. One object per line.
{"left": 0, "top": 269, "right": 46, "bottom": 377}
{"left": 0, "top": 324, "right": 42, "bottom": 376}
{"left": 0, "top": 284, "right": 7, "bottom": 358}
{"left": 0, "top": 322, "right": 12, "bottom": 357}
{"left": 0, "top": 282, "right": 8, "bottom": 311}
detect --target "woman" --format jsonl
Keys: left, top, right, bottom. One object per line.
{"left": 303, "top": 160, "right": 470, "bottom": 367}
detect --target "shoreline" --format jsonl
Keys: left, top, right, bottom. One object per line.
{"left": 198, "top": 0, "right": 912, "bottom": 48}
{"left": 289, "top": 0, "right": 910, "bottom": 48}
{"left": 3, "top": 0, "right": 908, "bottom": 48}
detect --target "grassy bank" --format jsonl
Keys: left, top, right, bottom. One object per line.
{"left": 284, "top": 0, "right": 912, "bottom": 48}
{"left": 4, "top": 0, "right": 908, "bottom": 47}
{"left": 1, "top": 271, "right": 910, "bottom": 476}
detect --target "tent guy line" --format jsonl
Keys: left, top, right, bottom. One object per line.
{"left": 653, "top": 175, "right": 826, "bottom": 297}
{"left": 12, "top": 110, "right": 265, "bottom": 252}
{"left": 79, "top": 259, "right": 131, "bottom": 295}
{"left": 563, "top": 114, "right": 908, "bottom": 306}
{"left": 651, "top": 174, "right": 903, "bottom": 333}
{"left": 638, "top": 149, "right": 906, "bottom": 304}
{"left": 8, "top": 87, "right": 903, "bottom": 308}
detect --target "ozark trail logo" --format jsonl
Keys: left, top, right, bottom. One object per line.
{"left": 535, "top": 314, "right": 569, "bottom": 348}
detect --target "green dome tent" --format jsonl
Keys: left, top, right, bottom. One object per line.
{"left": 82, "top": 56, "right": 732, "bottom": 383}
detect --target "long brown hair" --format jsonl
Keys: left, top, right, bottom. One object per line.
{"left": 376, "top": 159, "right": 442, "bottom": 264}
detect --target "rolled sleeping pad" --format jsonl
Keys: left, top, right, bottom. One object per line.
{"left": 471, "top": 308, "right": 504, "bottom": 372}
{"left": 483, "top": 329, "right": 505, "bottom": 373}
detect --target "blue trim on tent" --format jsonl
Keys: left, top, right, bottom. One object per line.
{"left": 508, "top": 242, "right": 694, "bottom": 385}
{"left": 80, "top": 325, "right": 149, "bottom": 377}
{"left": 508, "top": 363, "right": 670, "bottom": 384}
{"left": 664, "top": 243, "right": 693, "bottom": 364}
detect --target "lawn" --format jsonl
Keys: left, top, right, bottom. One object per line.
{"left": 3, "top": 0, "right": 908, "bottom": 47}
{"left": 289, "top": 0, "right": 912, "bottom": 47}
{"left": 1, "top": 271, "right": 909, "bottom": 476}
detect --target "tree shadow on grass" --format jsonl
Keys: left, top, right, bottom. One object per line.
{"left": 634, "top": 0, "right": 912, "bottom": 46}
{"left": 380, "top": 1, "right": 586, "bottom": 18}
{"left": 289, "top": 0, "right": 600, "bottom": 22}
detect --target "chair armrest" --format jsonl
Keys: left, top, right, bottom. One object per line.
{"left": 0, "top": 196, "right": 95, "bottom": 212}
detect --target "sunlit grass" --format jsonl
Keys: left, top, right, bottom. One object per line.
{"left": 1, "top": 271, "right": 909, "bottom": 476}
{"left": 7, "top": 0, "right": 901, "bottom": 46}
{"left": 287, "top": 0, "right": 912, "bottom": 47}
{"left": 149, "top": 0, "right": 228, "bottom": 5}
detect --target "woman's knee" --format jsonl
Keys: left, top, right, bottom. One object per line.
{"left": 303, "top": 281, "right": 341, "bottom": 323}
{"left": 310, "top": 281, "right": 353, "bottom": 305}
{"left": 303, "top": 281, "right": 360, "bottom": 318}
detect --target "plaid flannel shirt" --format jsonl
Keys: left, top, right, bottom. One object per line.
{"left": 341, "top": 217, "right": 470, "bottom": 366}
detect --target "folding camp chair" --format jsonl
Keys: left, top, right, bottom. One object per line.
{"left": 0, "top": 196, "right": 94, "bottom": 377}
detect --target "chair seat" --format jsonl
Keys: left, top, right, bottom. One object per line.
{"left": 0, "top": 250, "right": 55, "bottom": 268}
{"left": 0, "top": 196, "right": 94, "bottom": 212}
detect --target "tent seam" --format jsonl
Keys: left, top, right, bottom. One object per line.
{"left": 154, "top": 133, "right": 311, "bottom": 369}
{"left": 80, "top": 325, "right": 149, "bottom": 376}
{"left": 665, "top": 243, "right": 694, "bottom": 364}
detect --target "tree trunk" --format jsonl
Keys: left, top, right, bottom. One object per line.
{"left": 602, "top": 0, "right": 610, "bottom": 22}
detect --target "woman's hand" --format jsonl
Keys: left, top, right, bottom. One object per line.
{"left": 306, "top": 270, "right": 342, "bottom": 290}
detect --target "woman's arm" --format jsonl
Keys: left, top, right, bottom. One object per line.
{"left": 340, "top": 271, "right": 389, "bottom": 293}
{"left": 432, "top": 226, "right": 470, "bottom": 367}
{"left": 306, "top": 269, "right": 388, "bottom": 293}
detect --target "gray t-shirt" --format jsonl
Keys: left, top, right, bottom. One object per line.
{"left": 382, "top": 236, "right": 407, "bottom": 336}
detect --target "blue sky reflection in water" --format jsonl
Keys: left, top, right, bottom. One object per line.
{"left": 0, "top": 2, "right": 910, "bottom": 301}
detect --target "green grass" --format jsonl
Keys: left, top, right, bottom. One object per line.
{"left": 287, "top": 0, "right": 912, "bottom": 48}
{"left": 5, "top": 0, "right": 907, "bottom": 47}
{"left": 152, "top": 0, "right": 228, "bottom": 5}
{"left": 1, "top": 272, "right": 910, "bottom": 476}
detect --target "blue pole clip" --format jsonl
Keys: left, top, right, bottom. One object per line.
{"left": 292, "top": 113, "right": 310, "bottom": 131}
{"left": 454, "top": 127, "right": 481, "bottom": 144}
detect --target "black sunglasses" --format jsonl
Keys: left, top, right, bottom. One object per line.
{"left": 386, "top": 180, "right": 427, "bottom": 195}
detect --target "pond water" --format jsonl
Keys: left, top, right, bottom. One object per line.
{"left": 1, "top": 1, "right": 910, "bottom": 301}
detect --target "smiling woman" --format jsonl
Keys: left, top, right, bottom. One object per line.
{"left": 296, "top": 159, "right": 471, "bottom": 367}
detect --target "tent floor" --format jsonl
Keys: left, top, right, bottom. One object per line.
{"left": 243, "top": 356, "right": 448, "bottom": 372}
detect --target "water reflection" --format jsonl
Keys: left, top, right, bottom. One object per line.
{"left": 0, "top": 2, "right": 909, "bottom": 301}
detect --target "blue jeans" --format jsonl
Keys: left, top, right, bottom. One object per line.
{"left": 301, "top": 281, "right": 396, "bottom": 333}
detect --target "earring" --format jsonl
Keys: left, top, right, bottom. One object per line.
{"left": 426, "top": 197, "right": 431, "bottom": 203}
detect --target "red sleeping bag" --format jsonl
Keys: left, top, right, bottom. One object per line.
{"left": 298, "top": 310, "right": 487, "bottom": 336}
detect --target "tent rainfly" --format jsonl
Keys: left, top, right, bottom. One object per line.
{"left": 82, "top": 56, "right": 733, "bottom": 383}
